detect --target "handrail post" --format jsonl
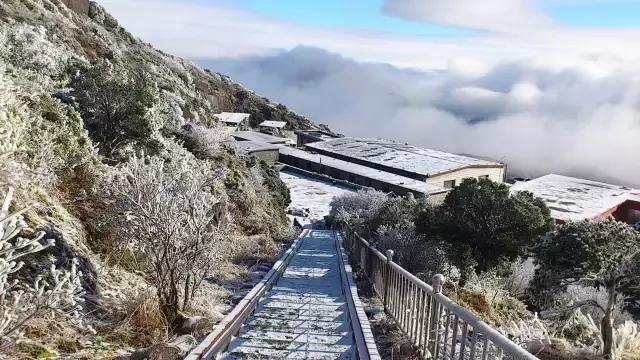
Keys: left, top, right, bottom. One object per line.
{"left": 383, "top": 249, "right": 394, "bottom": 309}
{"left": 428, "top": 274, "right": 446, "bottom": 357}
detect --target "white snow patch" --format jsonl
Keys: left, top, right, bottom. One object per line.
{"left": 280, "top": 170, "right": 355, "bottom": 226}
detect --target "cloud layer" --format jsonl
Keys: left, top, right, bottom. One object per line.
{"left": 202, "top": 47, "right": 640, "bottom": 186}
{"left": 98, "top": 0, "right": 640, "bottom": 186}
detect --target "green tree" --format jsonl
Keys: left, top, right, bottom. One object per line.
{"left": 422, "top": 178, "right": 552, "bottom": 284}
{"left": 70, "top": 60, "right": 157, "bottom": 157}
{"left": 530, "top": 219, "right": 640, "bottom": 360}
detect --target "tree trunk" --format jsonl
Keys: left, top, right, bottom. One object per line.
{"left": 601, "top": 286, "right": 617, "bottom": 360}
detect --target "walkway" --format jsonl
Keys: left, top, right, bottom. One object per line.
{"left": 222, "top": 230, "right": 356, "bottom": 359}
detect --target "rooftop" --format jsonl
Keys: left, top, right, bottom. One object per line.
{"left": 297, "top": 130, "right": 342, "bottom": 141}
{"left": 215, "top": 112, "right": 251, "bottom": 124}
{"left": 510, "top": 174, "right": 640, "bottom": 222}
{"left": 259, "top": 120, "right": 287, "bottom": 128}
{"left": 279, "top": 146, "right": 448, "bottom": 196}
{"left": 233, "top": 131, "right": 293, "bottom": 145}
{"left": 224, "top": 140, "right": 279, "bottom": 153}
{"left": 306, "top": 137, "right": 503, "bottom": 178}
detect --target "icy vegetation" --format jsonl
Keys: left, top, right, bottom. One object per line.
{"left": 331, "top": 184, "right": 640, "bottom": 360}
{"left": 0, "top": 0, "right": 310, "bottom": 357}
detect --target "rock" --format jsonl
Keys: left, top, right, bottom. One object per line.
{"left": 130, "top": 335, "right": 196, "bottom": 360}
{"left": 60, "top": 0, "right": 90, "bottom": 15}
{"left": 177, "top": 316, "right": 214, "bottom": 338}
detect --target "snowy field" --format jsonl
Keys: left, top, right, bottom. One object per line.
{"left": 280, "top": 170, "right": 355, "bottom": 226}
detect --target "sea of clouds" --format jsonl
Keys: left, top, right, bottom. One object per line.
{"left": 201, "top": 47, "right": 640, "bottom": 186}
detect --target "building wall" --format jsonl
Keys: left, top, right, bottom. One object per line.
{"left": 279, "top": 152, "right": 439, "bottom": 199}
{"left": 426, "top": 166, "right": 506, "bottom": 189}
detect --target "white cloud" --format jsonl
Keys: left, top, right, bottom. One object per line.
{"left": 97, "top": 0, "right": 640, "bottom": 71}
{"left": 201, "top": 47, "right": 640, "bottom": 186}
{"left": 383, "top": 0, "right": 551, "bottom": 34}
{"left": 97, "top": 0, "right": 640, "bottom": 185}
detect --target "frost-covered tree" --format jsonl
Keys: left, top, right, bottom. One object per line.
{"left": 70, "top": 60, "right": 157, "bottom": 157}
{"left": 531, "top": 219, "right": 640, "bottom": 359}
{"left": 0, "top": 187, "right": 85, "bottom": 342}
{"left": 101, "top": 155, "right": 230, "bottom": 326}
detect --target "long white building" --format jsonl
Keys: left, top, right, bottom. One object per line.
{"left": 304, "top": 137, "right": 506, "bottom": 189}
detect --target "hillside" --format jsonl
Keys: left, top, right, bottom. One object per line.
{"left": 0, "top": 0, "right": 319, "bottom": 358}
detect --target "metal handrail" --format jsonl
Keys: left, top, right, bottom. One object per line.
{"left": 343, "top": 230, "right": 538, "bottom": 360}
{"left": 185, "top": 229, "right": 308, "bottom": 360}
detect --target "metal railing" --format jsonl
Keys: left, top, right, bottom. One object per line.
{"left": 342, "top": 231, "right": 538, "bottom": 360}
{"left": 185, "top": 230, "right": 308, "bottom": 360}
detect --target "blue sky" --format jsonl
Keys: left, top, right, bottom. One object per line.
{"left": 211, "top": 0, "right": 469, "bottom": 36}
{"left": 209, "top": 0, "right": 640, "bottom": 36}
{"left": 99, "top": 0, "right": 640, "bottom": 184}
{"left": 547, "top": 1, "right": 640, "bottom": 28}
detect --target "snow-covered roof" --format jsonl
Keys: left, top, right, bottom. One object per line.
{"left": 510, "top": 174, "right": 640, "bottom": 222}
{"left": 305, "top": 137, "right": 503, "bottom": 178}
{"left": 259, "top": 120, "right": 287, "bottom": 128}
{"left": 296, "top": 130, "right": 341, "bottom": 142}
{"left": 279, "top": 147, "right": 448, "bottom": 196}
{"left": 233, "top": 131, "right": 293, "bottom": 145}
{"left": 215, "top": 112, "right": 251, "bottom": 124}
{"left": 224, "top": 141, "right": 279, "bottom": 153}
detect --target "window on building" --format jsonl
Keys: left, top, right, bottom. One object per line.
{"left": 479, "top": 175, "right": 489, "bottom": 180}
{"left": 444, "top": 180, "right": 456, "bottom": 189}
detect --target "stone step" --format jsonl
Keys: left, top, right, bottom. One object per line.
{"left": 224, "top": 336, "right": 354, "bottom": 359}
{"left": 238, "top": 329, "right": 354, "bottom": 346}
{"left": 244, "top": 318, "right": 352, "bottom": 334}
{"left": 251, "top": 307, "right": 348, "bottom": 322}
{"left": 258, "top": 299, "right": 347, "bottom": 312}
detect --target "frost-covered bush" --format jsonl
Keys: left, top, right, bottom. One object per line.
{"left": 178, "top": 123, "right": 227, "bottom": 158}
{"left": 0, "top": 25, "right": 69, "bottom": 74}
{"left": 0, "top": 188, "right": 85, "bottom": 342}
{"left": 615, "top": 321, "right": 640, "bottom": 360}
{"left": 100, "top": 155, "right": 231, "bottom": 325}
{"left": 376, "top": 224, "right": 448, "bottom": 278}
{"left": 329, "top": 189, "right": 389, "bottom": 238}
{"left": 504, "top": 257, "right": 536, "bottom": 298}
{"left": 531, "top": 219, "right": 640, "bottom": 359}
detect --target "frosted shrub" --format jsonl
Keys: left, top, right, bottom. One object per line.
{"left": 179, "top": 123, "right": 227, "bottom": 158}
{"left": 101, "top": 155, "right": 230, "bottom": 325}
{"left": 376, "top": 224, "right": 448, "bottom": 278}
{"left": 615, "top": 321, "right": 640, "bottom": 360}
{"left": 0, "top": 67, "right": 24, "bottom": 155}
{"left": 0, "top": 188, "right": 86, "bottom": 341}
{"left": 329, "top": 189, "right": 388, "bottom": 237}
{"left": 0, "top": 25, "right": 69, "bottom": 75}
{"left": 504, "top": 257, "right": 536, "bottom": 298}
{"left": 501, "top": 313, "right": 551, "bottom": 350}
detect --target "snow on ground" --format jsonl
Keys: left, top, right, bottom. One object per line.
{"left": 280, "top": 170, "right": 355, "bottom": 226}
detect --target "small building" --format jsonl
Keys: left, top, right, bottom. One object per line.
{"left": 259, "top": 121, "right": 287, "bottom": 130}
{"left": 279, "top": 146, "right": 449, "bottom": 202}
{"left": 224, "top": 141, "right": 280, "bottom": 165}
{"left": 233, "top": 131, "right": 294, "bottom": 146}
{"left": 510, "top": 174, "right": 640, "bottom": 224}
{"left": 215, "top": 112, "right": 251, "bottom": 129}
{"left": 305, "top": 137, "right": 506, "bottom": 189}
{"left": 295, "top": 130, "right": 342, "bottom": 147}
